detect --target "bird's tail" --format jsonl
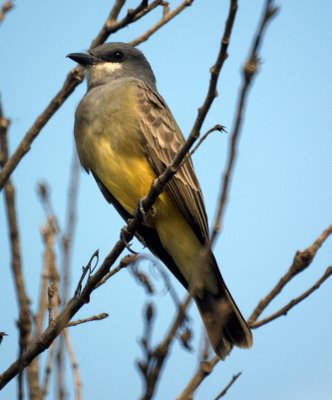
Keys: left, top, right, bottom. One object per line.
{"left": 192, "top": 258, "right": 253, "bottom": 359}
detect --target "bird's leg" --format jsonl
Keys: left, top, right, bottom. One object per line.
{"left": 120, "top": 225, "right": 139, "bottom": 254}
{"left": 136, "top": 197, "right": 157, "bottom": 225}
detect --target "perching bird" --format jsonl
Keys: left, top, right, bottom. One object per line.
{"left": 68, "top": 42, "right": 252, "bottom": 359}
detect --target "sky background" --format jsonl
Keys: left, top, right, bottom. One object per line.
{"left": 1, "top": 0, "right": 332, "bottom": 399}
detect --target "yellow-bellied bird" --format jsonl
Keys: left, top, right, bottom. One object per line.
{"left": 68, "top": 43, "right": 252, "bottom": 359}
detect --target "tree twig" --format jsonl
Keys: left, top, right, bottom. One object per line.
{"left": 41, "top": 342, "right": 56, "bottom": 398}
{"left": 248, "top": 224, "right": 332, "bottom": 325}
{"left": 177, "top": 355, "right": 219, "bottom": 400}
{"left": 139, "top": 294, "right": 192, "bottom": 400}
{"left": 214, "top": 372, "right": 242, "bottom": 400}
{"left": 67, "top": 313, "right": 109, "bottom": 327}
{"left": 251, "top": 267, "right": 332, "bottom": 329}
{"left": 0, "top": 0, "right": 13, "bottom": 24}
{"left": 210, "top": 0, "right": 279, "bottom": 245}
{"left": 0, "top": 100, "right": 32, "bottom": 399}
{"left": 129, "top": 0, "right": 193, "bottom": 47}
{"left": 62, "top": 329, "right": 82, "bottom": 400}
{"left": 189, "top": 124, "right": 226, "bottom": 158}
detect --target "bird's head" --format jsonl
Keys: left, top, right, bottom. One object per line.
{"left": 67, "top": 42, "right": 156, "bottom": 89}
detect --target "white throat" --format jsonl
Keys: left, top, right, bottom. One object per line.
{"left": 88, "top": 62, "right": 123, "bottom": 86}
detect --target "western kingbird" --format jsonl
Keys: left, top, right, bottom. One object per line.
{"left": 68, "top": 42, "right": 252, "bottom": 359}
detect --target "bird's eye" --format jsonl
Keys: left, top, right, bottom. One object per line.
{"left": 113, "top": 51, "right": 124, "bottom": 61}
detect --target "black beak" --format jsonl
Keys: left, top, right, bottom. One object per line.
{"left": 67, "top": 52, "right": 99, "bottom": 67}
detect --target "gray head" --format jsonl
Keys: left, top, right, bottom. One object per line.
{"left": 67, "top": 42, "right": 156, "bottom": 89}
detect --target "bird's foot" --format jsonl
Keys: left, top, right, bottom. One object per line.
{"left": 120, "top": 225, "right": 139, "bottom": 254}
{"left": 135, "top": 198, "right": 156, "bottom": 225}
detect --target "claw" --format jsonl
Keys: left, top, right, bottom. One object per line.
{"left": 120, "top": 224, "right": 139, "bottom": 254}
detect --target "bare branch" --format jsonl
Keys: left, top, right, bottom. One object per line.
{"left": 214, "top": 372, "right": 242, "bottom": 400}
{"left": 0, "top": 101, "right": 32, "bottom": 399}
{"left": 130, "top": 0, "right": 193, "bottom": 47}
{"left": 251, "top": 267, "right": 332, "bottom": 329}
{"left": 90, "top": 0, "right": 163, "bottom": 49}
{"left": 41, "top": 342, "right": 56, "bottom": 397}
{"left": 210, "top": 0, "right": 279, "bottom": 245}
{"left": 95, "top": 253, "right": 137, "bottom": 288}
{"left": 0, "top": 332, "right": 8, "bottom": 345}
{"left": 177, "top": 356, "right": 219, "bottom": 400}
{"left": 139, "top": 294, "right": 192, "bottom": 400}
{"left": 67, "top": 313, "right": 109, "bottom": 328}
{"left": 63, "top": 329, "right": 82, "bottom": 400}
{"left": 56, "top": 152, "right": 80, "bottom": 396}
{"left": 189, "top": 124, "right": 226, "bottom": 158}
{"left": 0, "top": 0, "right": 13, "bottom": 25}
{"left": 61, "top": 152, "right": 80, "bottom": 304}
{"left": 248, "top": 224, "right": 332, "bottom": 325}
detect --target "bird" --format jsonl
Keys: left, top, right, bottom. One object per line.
{"left": 68, "top": 42, "right": 252, "bottom": 359}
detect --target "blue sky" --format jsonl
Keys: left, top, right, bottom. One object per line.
{"left": 1, "top": 1, "right": 331, "bottom": 399}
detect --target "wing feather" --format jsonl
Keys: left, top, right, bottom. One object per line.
{"left": 134, "top": 80, "right": 209, "bottom": 243}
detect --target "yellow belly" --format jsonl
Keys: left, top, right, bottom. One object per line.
{"left": 90, "top": 135, "right": 162, "bottom": 215}
{"left": 87, "top": 134, "right": 213, "bottom": 287}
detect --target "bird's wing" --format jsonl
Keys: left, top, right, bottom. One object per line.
{"left": 133, "top": 80, "right": 209, "bottom": 243}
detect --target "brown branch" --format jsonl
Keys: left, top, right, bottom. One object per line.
{"left": 0, "top": 333, "right": 8, "bottom": 345}
{"left": 95, "top": 253, "right": 137, "bottom": 288}
{"left": 177, "top": 355, "right": 219, "bottom": 400}
{"left": 35, "top": 219, "right": 57, "bottom": 335}
{"left": 210, "top": 0, "right": 279, "bottom": 245}
{"left": 56, "top": 152, "right": 80, "bottom": 397}
{"left": 62, "top": 329, "right": 82, "bottom": 400}
{"left": 189, "top": 124, "right": 226, "bottom": 159}
{"left": 0, "top": 101, "right": 32, "bottom": 399}
{"left": 0, "top": 1, "right": 164, "bottom": 190}
{"left": 0, "top": 0, "right": 13, "bottom": 24}
{"left": 248, "top": 224, "right": 332, "bottom": 325}
{"left": 129, "top": 0, "right": 193, "bottom": 47}
{"left": 251, "top": 267, "right": 332, "bottom": 329}
{"left": 214, "top": 372, "right": 242, "bottom": 400}
{"left": 139, "top": 294, "right": 192, "bottom": 400}
{"left": 61, "top": 152, "right": 80, "bottom": 305}
{"left": 67, "top": 313, "right": 109, "bottom": 327}
{"left": 41, "top": 342, "right": 56, "bottom": 398}
{"left": 90, "top": 0, "right": 163, "bottom": 49}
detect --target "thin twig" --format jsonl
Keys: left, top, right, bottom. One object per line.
{"left": 189, "top": 124, "right": 226, "bottom": 158}
{"left": 36, "top": 219, "right": 57, "bottom": 334}
{"left": 63, "top": 329, "right": 82, "bottom": 400}
{"left": 214, "top": 372, "right": 242, "bottom": 400}
{"left": 0, "top": 0, "right": 13, "bottom": 24}
{"left": 130, "top": 0, "right": 193, "bottom": 47}
{"left": 177, "top": 356, "right": 219, "bottom": 400}
{"left": 61, "top": 152, "right": 80, "bottom": 306}
{"left": 248, "top": 224, "right": 332, "bottom": 325}
{"left": 68, "top": 313, "right": 109, "bottom": 327}
{"left": 41, "top": 342, "right": 56, "bottom": 397}
{"left": 210, "top": 0, "right": 279, "bottom": 245}
{"left": 0, "top": 101, "right": 32, "bottom": 400}
{"left": 139, "top": 294, "right": 192, "bottom": 400}
{"left": 94, "top": 253, "right": 137, "bottom": 288}
{"left": 56, "top": 151, "right": 80, "bottom": 398}
{"left": 251, "top": 267, "right": 332, "bottom": 329}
